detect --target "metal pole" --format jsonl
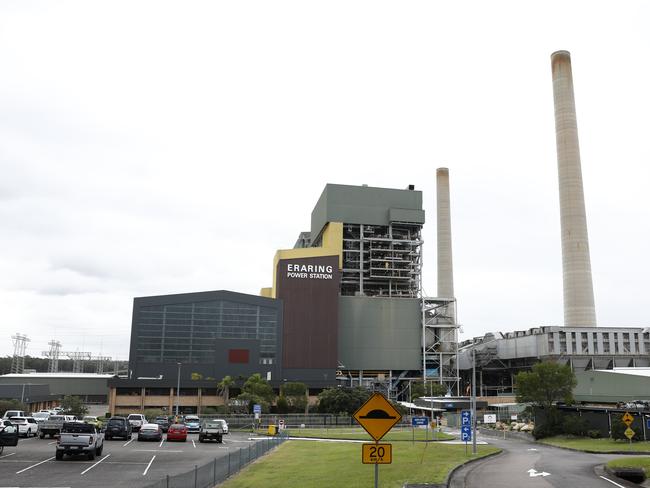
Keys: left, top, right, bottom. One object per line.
{"left": 194, "top": 465, "right": 197, "bottom": 488}
{"left": 472, "top": 347, "right": 477, "bottom": 455}
{"left": 176, "top": 362, "right": 181, "bottom": 417}
{"left": 374, "top": 457, "right": 379, "bottom": 488}
{"left": 213, "top": 457, "right": 217, "bottom": 484}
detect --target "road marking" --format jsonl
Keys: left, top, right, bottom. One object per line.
{"left": 599, "top": 476, "right": 627, "bottom": 488}
{"left": 80, "top": 454, "right": 111, "bottom": 475}
{"left": 135, "top": 449, "right": 183, "bottom": 453}
{"left": 123, "top": 439, "right": 134, "bottom": 447}
{"left": 143, "top": 455, "right": 156, "bottom": 476}
{"left": 527, "top": 468, "right": 550, "bottom": 477}
{"left": 16, "top": 456, "right": 55, "bottom": 474}
{"left": 158, "top": 439, "right": 164, "bottom": 448}
{"left": 527, "top": 448, "right": 538, "bottom": 451}
{"left": 0, "top": 453, "right": 16, "bottom": 459}
{"left": 192, "top": 440, "right": 196, "bottom": 448}
{"left": 48, "top": 441, "right": 57, "bottom": 445}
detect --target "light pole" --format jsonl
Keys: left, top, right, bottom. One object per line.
{"left": 175, "top": 362, "right": 181, "bottom": 417}
{"left": 471, "top": 345, "right": 477, "bottom": 455}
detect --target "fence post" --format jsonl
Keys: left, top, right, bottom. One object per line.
{"left": 194, "top": 465, "right": 197, "bottom": 488}
{"left": 227, "top": 451, "right": 231, "bottom": 477}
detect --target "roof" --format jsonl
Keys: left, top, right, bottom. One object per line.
{"left": 398, "top": 401, "right": 444, "bottom": 412}
{"left": 1, "top": 373, "right": 114, "bottom": 379}
{"left": 594, "top": 368, "right": 650, "bottom": 378}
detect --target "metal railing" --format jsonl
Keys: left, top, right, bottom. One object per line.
{"left": 143, "top": 435, "right": 288, "bottom": 488}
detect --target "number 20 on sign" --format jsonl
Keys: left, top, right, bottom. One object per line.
{"left": 362, "top": 443, "right": 392, "bottom": 464}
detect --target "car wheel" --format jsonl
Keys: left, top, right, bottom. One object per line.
{"left": 96, "top": 445, "right": 103, "bottom": 456}
{"left": 87, "top": 450, "right": 95, "bottom": 461}
{"left": 127, "top": 434, "right": 132, "bottom": 440}
{"left": 39, "top": 432, "right": 45, "bottom": 439}
{"left": 55, "top": 451, "right": 63, "bottom": 460}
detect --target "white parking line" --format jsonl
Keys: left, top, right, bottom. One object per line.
{"left": 81, "top": 454, "right": 111, "bottom": 475}
{"left": 143, "top": 455, "right": 156, "bottom": 476}
{"left": 192, "top": 440, "right": 196, "bottom": 448}
{"left": 158, "top": 438, "right": 164, "bottom": 448}
{"left": 48, "top": 441, "right": 57, "bottom": 445}
{"left": 16, "top": 456, "right": 55, "bottom": 474}
{"left": 599, "top": 476, "right": 627, "bottom": 488}
{"left": 123, "top": 438, "right": 134, "bottom": 447}
{"left": 0, "top": 452, "right": 16, "bottom": 459}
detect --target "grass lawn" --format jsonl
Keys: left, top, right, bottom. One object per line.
{"left": 607, "top": 457, "right": 650, "bottom": 474}
{"left": 279, "top": 426, "right": 454, "bottom": 442}
{"left": 220, "top": 440, "right": 499, "bottom": 488}
{"left": 539, "top": 436, "right": 650, "bottom": 452}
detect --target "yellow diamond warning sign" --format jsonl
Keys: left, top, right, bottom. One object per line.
{"left": 353, "top": 392, "right": 402, "bottom": 441}
{"left": 625, "top": 427, "right": 636, "bottom": 439}
{"left": 622, "top": 412, "right": 634, "bottom": 426}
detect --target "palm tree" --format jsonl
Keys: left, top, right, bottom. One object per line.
{"left": 218, "top": 375, "right": 235, "bottom": 413}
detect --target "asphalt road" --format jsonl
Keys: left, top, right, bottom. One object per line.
{"left": 0, "top": 431, "right": 267, "bottom": 488}
{"left": 449, "top": 432, "right": 640, "bottom": 488}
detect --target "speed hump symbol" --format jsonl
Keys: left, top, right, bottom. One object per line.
{"left": 353, "top": 392, "right": 402, "bottom": 442}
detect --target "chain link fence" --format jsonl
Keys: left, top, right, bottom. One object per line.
{"left": 144, "top": 435, "right": 288, "bottom": 488}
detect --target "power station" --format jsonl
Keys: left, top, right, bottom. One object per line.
{"left": 102, "top": 50, "right": 647, "bottom": 414}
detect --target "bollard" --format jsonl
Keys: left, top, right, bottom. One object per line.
{"left": 194, "top": 464, "right": 197, "bottom": 488}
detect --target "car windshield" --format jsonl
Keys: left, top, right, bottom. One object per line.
{"left": 127, "top": 415, "right": 142, "bottom": 420}
{"left": 186, "top": 417, "right": 199, "bottom": 422}
{"left": 108, "top": 419, "right": 124, "bottom": 425}
{"left": 83, "top": 417, "right": 97, "bottom": 421}
{"left": 9, "top": 418, "right": 27, "bottom": 424}
{"left": 205, "top": 421, "right": 223, "bottom": 428}
{"left": 49, "top": 416, "right": 65, "bottom": 421}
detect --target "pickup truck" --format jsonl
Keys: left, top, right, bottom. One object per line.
{"left": 56, "top": 422, "right": 104, "bottom": 460}
{"left": 39, "top": 415, "right": 78, "bottom": 438}
{"left": 198, "top": 419, "right": 224, "bottom": 443}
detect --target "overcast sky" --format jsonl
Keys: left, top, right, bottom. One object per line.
{"left": 1, "top": 1, "right": 648, "bottom": 361}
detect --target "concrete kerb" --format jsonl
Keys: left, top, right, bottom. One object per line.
{"left": 594, "top": 463, "right": 644, "bottom": 488}
{"left": 402, "top": 449, "right": 504, "bottom": 488}
{"left": 538, "top": 441, "right": 650, "bottom": 455}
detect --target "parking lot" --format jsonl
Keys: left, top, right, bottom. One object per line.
{"left": 0, "top": 431, "right": 265, "bottom": 488}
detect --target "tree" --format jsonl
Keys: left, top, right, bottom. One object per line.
{"left": 237, "top": 373, "right": 275, "bottom": 412}
{"left": 0, "top": 399, "right": 26, "bottom": 414}
{"left": 218, "top": 375, "right": 235, "bottom": 413}
{"left": 282, "top": 382, "right": 308, "bottom": 413}
{"left": 316, "top": 387, "right": 371, "bottom": 414}
{"left": 516, "top": 361, "right": 576, "bottom": 439}
{"left": 60, "top": 395, "right": 88, "bottom": 417}
{"left": 515, "top": 361, "right": 576, "bottom": 409}
{"left": 410, "top": 381, "right": 447, "bottom": 400}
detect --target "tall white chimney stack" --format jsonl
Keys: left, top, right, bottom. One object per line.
{"left": 436, "top": 168, "right": 454, "bottom": 301}
{"left": 551, "top": 50, "right": 597, "bottom": 327}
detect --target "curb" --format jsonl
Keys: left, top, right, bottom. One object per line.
{"left": 595, "top": 463, "right": 644, "bottom": 488}
{"left": 538, "top": 442, "right": 650, "bottom": 455}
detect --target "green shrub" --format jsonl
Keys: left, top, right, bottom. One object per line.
{"left": 587, "top": 429, "right": 602, "bottom": 439}
{"left": 561, "top": 415, "right": 589, "bottom": 436}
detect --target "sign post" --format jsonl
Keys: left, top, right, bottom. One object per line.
{"left": 412, "top": 417, "right": 428, "bottom": 445}
{"left": 623, "top": 412, "right": 635, "bottom": 449}
{"left": 353, "top": 393, "right": 402, "bottom": 488}
{"left": 461, "top": 410, "right": 472, "bottom": 456}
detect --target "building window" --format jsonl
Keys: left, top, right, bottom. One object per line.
{"left": 229, "top": 349, "right": 250, "bottom": 364}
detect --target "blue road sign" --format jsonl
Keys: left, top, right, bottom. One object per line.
{"left": 647, "top": 418, "right": 650, "bottom": 430}
{"left": 461, "top": 425, "right": 472, "bottom": 442}
{"left": 253, "top": 404, "right": 262, "bottom": 414}
{"left": 461, "top": 410, "right": 471, "bottom": 426}
{"left": 412, "top": 417, "right": 429, "bottom": 427}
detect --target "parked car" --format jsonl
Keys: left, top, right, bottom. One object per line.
{"left": 154, "top": 416, "right": 170, "bottom": 433}
{"left": 10, "top": 417, "right": 39, "bottom": 437}
{"left": 127, "top": 413, "right": 146, "bottom": 432}
{"left": 166, "top": 423, "right": 188, "bottom": 442}
{"left": 82, "top": 416, "right": 103, "bottom": 429}
{"left": 2, "top": 410, "right": 26, "bottom": 420}
{"left": 138, "top": 423, "right": 163, "bottom": 442}
{"left": 56, "top": 422, "right": 104, "bottom": 460}
{"left": 0, "top": 420, "right": 19, "bottom": 455}
{"left": 198, "top": 420, "right": 224, "bottom": 443}
{"left": 104, "top": 416, "right": 132, "bottom": 440}
{"left": 215, "top": 418, "right": 229, "bottom": 434}
{"left": 184, "top": 415, "right": 201, "bottom": 433}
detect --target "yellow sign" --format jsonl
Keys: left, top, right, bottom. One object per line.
{"left": 622, "top": 412, "right": 634, "bottom": 426}
{"left": 362, "top": 443, "right": 392, "bottom": 464}
{"left": 353, "top": 392, "right": 402, "bottom": 442}
{"left": 625, "top": 427, "right": 636, "bottom": 439}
